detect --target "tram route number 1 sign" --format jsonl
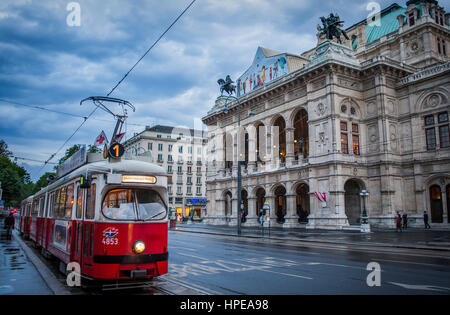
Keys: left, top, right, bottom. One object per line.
{"left": 102, "top": 227, "right": 119, "bottom": 245}
{"left": 108, "top": 142, "right": 125, "bottom": 159}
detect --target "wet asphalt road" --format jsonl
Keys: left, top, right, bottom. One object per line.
{"left": 165, "top": 230, "right": 450, "bottom": 295}
{"left": 0, "top": 233, "right": 52, "bottom": 295}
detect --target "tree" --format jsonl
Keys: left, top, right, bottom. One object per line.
{"left": 0, "top": 156, "right": 31, "bottom": 207}
{"left": 88, "top": 145, "right": 101, "bottom": 153}
{"left": 0, "top": 140, "right": 13, "bottom": 158}
{"left": 34, "top": 172, "right": 56, "bottom": 193}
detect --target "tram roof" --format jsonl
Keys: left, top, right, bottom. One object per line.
{"left": 27, "top": 159, "right": 166, "bottom": 199}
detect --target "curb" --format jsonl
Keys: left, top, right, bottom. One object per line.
{"left": 172, "top": 228, "right": 450, "bottom": 252}
{"left": 13, "top": 231, "right": 71, "bottom": 295}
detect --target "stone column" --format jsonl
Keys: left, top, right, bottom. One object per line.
{"left": 284, "top": 194, "right": 298, "bottom": 227}
{"left": 285, "top": 127, "right": 295, "bottom": 167}
{"left": 246, "top": 197, "right": 258, "bottom": 226}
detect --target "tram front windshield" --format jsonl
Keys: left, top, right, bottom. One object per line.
{"left": 102, "top": 188, "right": 167, "bottom": 221}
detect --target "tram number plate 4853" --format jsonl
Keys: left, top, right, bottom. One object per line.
{"left": 102, "top": 237, "right": 118, "bottom": 245}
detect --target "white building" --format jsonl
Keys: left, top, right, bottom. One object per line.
{"left": 202, "top": 0, "right": 450, "bottom": 229}
{"left": 123, "top": 125, "right": 208, "bottom": 220}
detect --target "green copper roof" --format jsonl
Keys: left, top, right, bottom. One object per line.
{"left": 365, "top": 5, "right": 406, "bottom": 43}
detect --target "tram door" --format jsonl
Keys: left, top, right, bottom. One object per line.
{"left": 71, "top": 185, "right": 83, "bottom": 266}
{"left": 80, "top": 183, "right": 96, "bottom": 274}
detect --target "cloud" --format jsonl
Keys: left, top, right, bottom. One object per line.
{"left": 1, "top": 0, "right": 397, "bottom": 181}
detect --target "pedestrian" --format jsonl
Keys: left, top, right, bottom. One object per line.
{"left": 4, "top": 212, "right": 15, "bottom": 240}
{"left": 402, "top": 212, "right": 408, "bottom": 230}
{"left": 423, "top": 211, "right": 431, "bottom": 229}
{"left": 396, "top": 212, "right": 402, "bottom": 232}
{"left": 260, "top": 213, "right": 264, "bottom": 236}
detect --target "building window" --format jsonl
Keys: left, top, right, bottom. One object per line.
{"left": 408, "top": 12, "right": 415, "bottom": 26}
{"left": 439, "top": 112, "right": 449, "bottom": 148}
{"left": 187, "top": 177, "right": 192, "bottom": 184}
{"left": 158, "top": 143, "right": 163, "bottom": 151}
{"left": 425, "top": 113, "right": 450, "bottom": 150}
{"left": 168, "top": 144, "right": 173, "bottom": 152}
{"left": 188, "top": 146, "right": 193, "bottom": 154}
{"left": 340, "top": 121, "right": 349, "bottom": 154}
{"left": 177, "top": 186, "right": 182, "bottom": 194}
{"left": 178, "top": 146, "right": 183, "bottom": 153}
{"left": 148, "top": 142, "right": 152, "bottom": 150}
{"left": 157, "top": 154, "right": 163, "bottom": 162}
{"left": 197, "top": 167, "right": 201, "bottom": 174}
{"left": 168, "top": 155, "right": 173, "bottom": 162}
{"left": 187, "top": 187, "right": 192, "bottom": 194}
{"left": 197, "top": 147, "right": 202, "bottom": 155}
{"left": 426, "top": 128, "right": 437, "bottom": 150}
{"left": 177, "top": 166, "right": 183, "bottom": 173}
{"left": 177, "top": 176, "right": 182, "bottom": 184}
{"left": 168, "top": 186, "right": 172, "bottom": 194}
{"left": 352, "top": 123, "right": 360, "bottom": 155}
{"left": 157, "top": 134, "right": 162, "bottom": 138}
{"left": 187, "top": 166, "right": 192, "bottom": 173}
{"left": 196, "top": 177, "right": 201, "bottom": 184}
{"left": 168, "top": 165, "right": 172, "bottom": 173}
{"left": 196, "top": 187, "right": 201, "bottom": 195}
{"left": 438, "top": 38, "right": 442, "bottom": 54}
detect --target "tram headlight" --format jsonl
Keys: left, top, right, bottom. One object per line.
{"left": 133, "top": 241, "right": 146, "bottom": 254}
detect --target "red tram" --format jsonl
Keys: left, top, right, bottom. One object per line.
{"left": 19, "top": 158, "right": 169, "bottom": 281}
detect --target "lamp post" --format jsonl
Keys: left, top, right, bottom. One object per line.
{"left": 223, "top": 94, "right": 242, "bottom": 236}
{"left": 360, "top": 189, "right": 370, "bottom": 233}
{"left": 221, "top": 77, "right": 255, "bottom": 236}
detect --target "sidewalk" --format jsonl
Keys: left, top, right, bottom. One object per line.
{"left": 171, "top": 223, "right": 450, "bottom": 252}
{"left": 0, "top": 228, "right": 53, "bottom": 295}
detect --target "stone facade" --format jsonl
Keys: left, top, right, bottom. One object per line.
{"left": 202, "top": 1, "right": 450, "bottom": 229}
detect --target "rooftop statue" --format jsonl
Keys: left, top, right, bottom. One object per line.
{"left": 217, "top": 75, "right": 236, "bottom": 96}
{"left": 317, "top": 13, "right": 350, "bottom": 44}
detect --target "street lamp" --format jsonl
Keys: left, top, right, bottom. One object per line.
{"left": 222, "top": 94, "right": 242, "bottom": 235}
{"left": 359, "top": 189, "right": 370, "bottom": 233}
{"left": 221, "top": 78, "right": 255, "bottom": 236}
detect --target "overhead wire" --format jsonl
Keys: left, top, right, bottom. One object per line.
{"left": 30, "top": 0, "right": 197, "bottom": 177}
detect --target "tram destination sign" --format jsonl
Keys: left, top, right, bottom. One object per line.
{"left": 57, "top": 145, "right": 87, "bottom": 178}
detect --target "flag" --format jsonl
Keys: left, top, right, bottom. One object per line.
{"left": 94, "top": 130, "right": 108, "bottom": 146}
{"left": 113, "top": 132, "right": 125, "bottom": 143}
{"left": 314, "top": 192, "right": 327, "bottom": 202}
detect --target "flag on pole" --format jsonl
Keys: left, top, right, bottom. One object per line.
{"left": 113, "top": 132, "right": 125, "bottom": 143}
{"left": 94, "top": 130, "right": 108, "bottom": 146}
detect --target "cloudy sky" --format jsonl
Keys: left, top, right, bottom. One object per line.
{"left": 1, "top": 0, "right": 447, "bottom": 181}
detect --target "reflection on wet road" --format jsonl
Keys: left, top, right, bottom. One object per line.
{"left": 0, "top": 231, "right": 52, "bottom": 295}
{"left": 166, "top": 231, "right": 450, "bottom": 295}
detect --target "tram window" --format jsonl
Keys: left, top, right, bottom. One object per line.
{"left": 65, "top": 184, "right": 74, "bottom": 218}
{"left": 102, "top": 188, "right": 167, "bottom": 221}
{"left": 86, "top": 184, "right": 96, "bottom": 220}
{"left": 136, "top": 189, "right": 166, "bottom": 220}
{"left": 39, "top": 198, "right": 45, "bottom": 217}
{"left": 58, "top": 186, "right": 67, "bottom": 218}
{"left": 76, "top": 186, "right": 83, "bottom": 219}
{"left": 52, "top": 190, "right": 59, "bottom": 218}
{"left": 32, "top": 199, "right": 39, "bottom": 217}
{"left": 102, "top": 189, "right": 137, "bottom": 220}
